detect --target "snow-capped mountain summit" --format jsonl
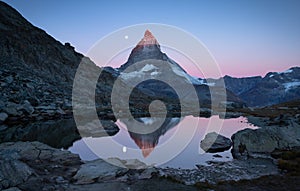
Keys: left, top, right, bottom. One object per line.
{"left": 119, "top": 30, "right": 205, "bottom": 85}
{"left": 114, "top": 30, "right": 244, "bottom": 114}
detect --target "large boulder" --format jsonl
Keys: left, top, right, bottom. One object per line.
{"left": 231, "top": 119, "right": 300, "bottom": 159}
{"left": 200, "top": 132, "right": 232, "bottom": 153}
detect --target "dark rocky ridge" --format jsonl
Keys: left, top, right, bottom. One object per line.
{"left": 0, "top": 2, "right": 121, "bottom": 147}
{"left": 0, "top": 1, "right": 82, "bottom": 82}
{"left": 0, "top": 1, "right": 121, "bottom": 126}
{"left": 0, "top": 1, "right": 80, "bottom": 122}
{"left": 215, "top": 75, "right": 262, "bottom": 95}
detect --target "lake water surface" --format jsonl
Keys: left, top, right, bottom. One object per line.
{"left": 69, "top": 115, "right": 258, "bottom": 169}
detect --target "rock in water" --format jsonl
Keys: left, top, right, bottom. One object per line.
{"left": 200, "top": 132, "right": 232, "bottom": 153}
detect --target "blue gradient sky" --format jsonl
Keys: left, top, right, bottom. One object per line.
{"left": 3, "top": 0, "right": 300, "bottom": 77}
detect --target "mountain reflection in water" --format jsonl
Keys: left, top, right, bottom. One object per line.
{"left": 69, "top": 116, "right": 258, "bottom": 168}
{"left": 121, "top": 117, "right": 181, "bottom": 157}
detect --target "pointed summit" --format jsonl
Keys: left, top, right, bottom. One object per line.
{"left": 119, "top": 30, "right": 166, "bottom": 71}
{"left": 145, "top": 29, "right": 152, "bottom": 36}
{"left": 137, "top": 30, "right": 160, "bottom": 46}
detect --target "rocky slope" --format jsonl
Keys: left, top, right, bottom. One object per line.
{"left": 0, "top": 1, "right": 123, "bottom": 148}
{"left": 0, "top": 2, "right": 123, "bottom": 126}
{"left": 0, "top": 1, "right": 87, "bottom": 123}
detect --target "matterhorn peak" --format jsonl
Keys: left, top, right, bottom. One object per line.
{"left": 137, "top": 30, "right": 160, "bottom": 46}
{"left": 119, "top": 29, "right": 166, "bottom": 71}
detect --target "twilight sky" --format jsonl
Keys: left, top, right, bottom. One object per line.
{"left": 3, "top": 0, "right": 300, "bottom": 77}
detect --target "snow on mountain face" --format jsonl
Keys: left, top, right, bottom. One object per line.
{"left": 268, "top": 69, "right": 293, "bottom": 78}
{"left": 138, "top": 117, "right": 155, "bottom": 125}
{"left": 120, "top": 64, "right": 160, "bottom": 80}
{"left": 279, "top": 69, "right": 293, "bottom": 74}
{"left": 141, "top": 64, "right": 158, "bottom": 72}
{"left": 283, "top": 81, "right": 300, "bottom": 92}
{"left": 119, "top": 59, "right": 206, "bottom": 86}
{"left": 167, "top": 58, "right": 206, "bottom": 85}
{"left": 266, "top": 67, "right": 299, "bottom": 79}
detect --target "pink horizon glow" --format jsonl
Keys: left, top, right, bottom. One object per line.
{"left": 97, "top": 47, "right": 298, "bottom": 79}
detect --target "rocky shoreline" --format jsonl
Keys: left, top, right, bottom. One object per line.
{"left": 1, "top": 140, "right": 299, "bottom": 191}
{"left": 0, "top": 141, "right": 283, "bottom": 191}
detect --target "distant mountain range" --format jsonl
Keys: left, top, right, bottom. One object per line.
{"left": 209, "top": 67, "right": 300, "bottom": 107}
{"left": 0, "top": 1, "right": 299, "bottom": 127}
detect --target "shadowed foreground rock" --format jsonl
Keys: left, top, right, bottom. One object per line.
{"left": 0, "top": 141, "right": 81, "bottom": 190}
